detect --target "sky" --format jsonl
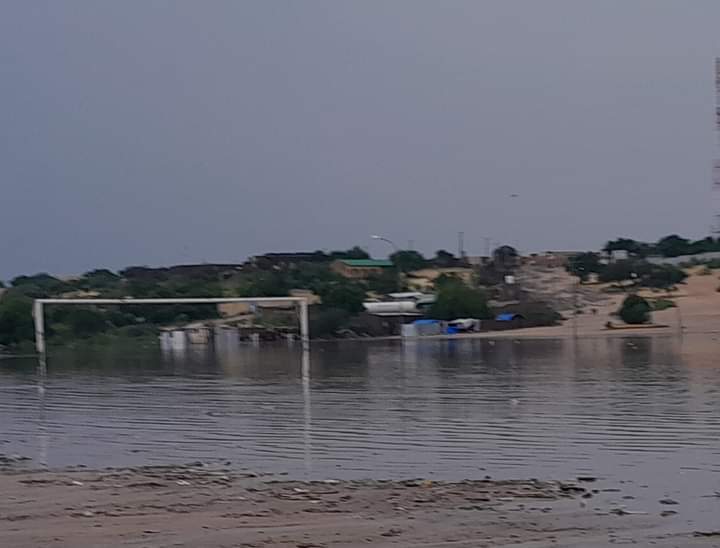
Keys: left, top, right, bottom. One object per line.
{"left": 2, "top": 1, "right": 720, "bottom": 279}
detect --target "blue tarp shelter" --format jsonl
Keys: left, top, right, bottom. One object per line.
{"left": 496, "top": 313, "right": 523, "bottom": 322}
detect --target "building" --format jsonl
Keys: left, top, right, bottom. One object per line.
{"left": 609, "top": 250, "right": 629, "bottom": 262}
{"left": 331, "top": 259, "right": 394, "bottom": 279}
{"left": 646, "top": 250, "right": 720, "bottom": 266}
{"left": 217, "top": 290, "right": 320, "bottom": 318}
{"left": 288, "top": 288, "right": 321, "bottom": 305}
{"left": 466, "top": 256, "right": 491, "bottom": 267}
{"left": 363, "top": 293, "right": 435, "bottom": 316}
{"left": 217, "top": 302, "right": 254, "bottom": 318}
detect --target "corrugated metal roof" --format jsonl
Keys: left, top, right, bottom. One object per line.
{"left": 339, "top": 259, "right": 393, "bottom": 267}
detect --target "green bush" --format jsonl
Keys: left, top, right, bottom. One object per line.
{"left": 567, "top": 252, "right": 604, "bottom": 282}
{"left": 429, "top": 279, "right": 492, "bottom": 320}
{"left": 0, "top": 292, "right": 34, "bottom": 346}
{"left": 618, "top": 294, "right": 651, "bottom": 325}
{"left": 318, "top": 282, "right": 366, "bottom": 314}
{"left": 642, "top": 265, "right": 687, "bottom": 289}
{"left": 389, "top": 250, "right": 427, "bottom": 272}
{"left": 650, "top": 298, "right": 676, "bottom": 311}
{"left": 309, "top": 307, "right": 350, "bottom": 338}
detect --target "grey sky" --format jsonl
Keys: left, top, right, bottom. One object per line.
{"left": 1, "top": 1, "right": 719, "bottom": 279}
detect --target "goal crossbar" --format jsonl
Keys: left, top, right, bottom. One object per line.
{"left": 33, "top": 297, "right": 310, "bottom": 356}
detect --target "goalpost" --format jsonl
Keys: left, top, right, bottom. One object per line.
{"left": 32, "top": 297, "right": 310, "bottom": 359}
{"left": 30, "top": 297, "right": 311, "bottom": 468}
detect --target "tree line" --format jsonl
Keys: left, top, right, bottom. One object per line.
{"left": 0, "top": 246, "right": 484, "bottom": 347}
{"left": 603, "top": 235, "right": 720, "bottom": 259}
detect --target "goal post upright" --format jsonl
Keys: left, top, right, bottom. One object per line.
{"left": 33, "top": 296, "right": 310, "bottom": 359}
{"left": 299, "top": 299, "right": 309, "bottom": 351}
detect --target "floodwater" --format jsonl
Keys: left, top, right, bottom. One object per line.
{"left": 2, "top": 336, "right": 720, "bottom": 525}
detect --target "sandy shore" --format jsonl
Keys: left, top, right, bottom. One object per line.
{"left": 1, "top": 466, "right": 719, "bottom": 547}
{"left": 413, "top": 268, "right": 720, "bottom": 342}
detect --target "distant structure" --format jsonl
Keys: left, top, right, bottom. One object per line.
{"left": 713, "top": 58, "right": 720, "bottom": 235}
{"left": 331, "top": 259, "right": 393, "bottom": 280}
{"left": 251, "top": 252, "right": 327, "bottom": 268}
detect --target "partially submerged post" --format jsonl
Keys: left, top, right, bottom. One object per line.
{"left": 299, "top": 299, "right": 309, "bottom": 351}
{"left": 33, "top": 300, "right": 47, "bottom": 376}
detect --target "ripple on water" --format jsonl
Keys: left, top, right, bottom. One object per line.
{"left": 0, "top": 337, "right": 719, "bottom": 486}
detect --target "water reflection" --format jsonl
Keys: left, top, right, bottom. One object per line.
{"left": 1, "top": 336, "right": 719, "bottom": 491}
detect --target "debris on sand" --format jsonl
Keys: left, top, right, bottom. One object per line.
{"left": 694, "top": 531, "right": 720, "bottom": 537}
{"left": 0, "top": 468, "right": 699, "bottom": 548}
{"left": 659, "top": 498, "right": 679, "bottom": 505}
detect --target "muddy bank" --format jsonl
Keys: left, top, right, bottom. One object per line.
{"left": 1, "top": 465, "right": 719, "bottom": 547}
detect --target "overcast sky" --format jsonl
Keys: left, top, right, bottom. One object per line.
{"left": 2, "top": 1, "right": 720, "bottom": 279}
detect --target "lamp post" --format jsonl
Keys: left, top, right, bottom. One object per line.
{"left": 371, "top": 234, "right": 399, "bottom": 253}
{"left": 371, "top": 234, "right": 401, "bottom": 293}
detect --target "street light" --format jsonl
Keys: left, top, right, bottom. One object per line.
{"left": 371, "top": 234, "right": 399, "bottom": 252}
{"left": 371, "top": 234, "right": 401, "bottom": 293}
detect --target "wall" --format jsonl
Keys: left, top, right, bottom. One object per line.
{"left": 646, "top": 251, "right": 720, "bottom": 266}
{"left": 330, "top": 261, "right": 387, "bottom": 279}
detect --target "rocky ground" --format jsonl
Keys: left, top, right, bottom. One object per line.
{"left": 1, "top": 465, "right": 719, "bottom": 547}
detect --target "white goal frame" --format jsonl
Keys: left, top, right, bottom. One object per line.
{"left": 33, "top": 297, "right": 310, "bottom": 358}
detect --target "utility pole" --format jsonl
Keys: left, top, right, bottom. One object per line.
{"left": 458, "top": 232, "right": 465, "bottom": 258}
{"left": 573, "top": 279, "right": 578, "bottom": 339}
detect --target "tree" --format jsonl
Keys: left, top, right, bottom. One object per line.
{"left": 366, "top": 270, "right": 399, "bottom": 294}
{"left": 284, "top": 262, "right": 342, "bottom": 294}
{"left": 242, "top": 272, "right": 289, "bottom": 297}
{"left": 429, "top": 278, "right": 492, "bottom": 320}
{"left": 329, "top": 246, "right": 370, "bottom": 260}
{"left": 567, "top": 252, "right": 604, "bottom": 282}
{"left": 318, "top": 282, "right": 366, "bottom": 314}
{"left": 687, "top": 237, "right": 720, "bottom": 255}
{"left": 309, "top": 307, "right": 350, "bottom": 338}
{"left": 434, "top": 273, "right": 471, "bottom": 291}
{"left": 389, "top": 250, "right": 427, "bottom": 273}
{"left": 80, "top": 269, "right": 120, "bottom": 290}
{"left": 59, "top": 308, "right": 108, "bottom": 338}
{"left": 598, "top": 259, "right": 639, "bottom": 283}
{"left": 0, "top": 292, "right": 34, "bottom": 346}
{"left": 492, "top": 245, "right": 519, "bottom": 271}
{"left": 603, "top": 238, "right": 652, "bottom": 258}
{"left": 642, "top": 264, "right": 687, "bottom": 289}
{"left": 433, "top": 249, "right": 457, "bottom": 268}
{"left": 10, "top": 273, "right": 69, "bottom": 298}
{"left": 618, "top": 294, "right": 651, "bottom": 325}
{"left": 656, "top": 235, "right": 691, "bottom": 258}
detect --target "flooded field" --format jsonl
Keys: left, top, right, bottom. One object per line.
{"left": 3, "top": 337, "right": 720, "bottom": 476}
{"left": 2, "top": 336, "right": 720, "bottom": 526}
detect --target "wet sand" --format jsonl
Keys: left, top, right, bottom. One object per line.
{"left": 2, "top": 466, "right": 719, "bottom": 547}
